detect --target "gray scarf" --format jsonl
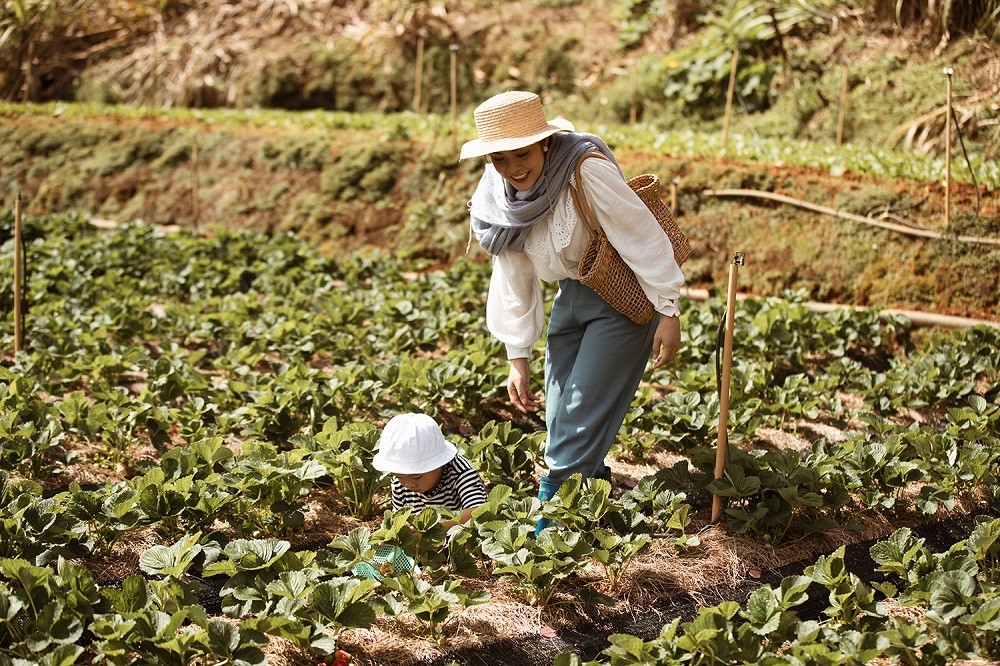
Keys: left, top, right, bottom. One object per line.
{"left": 469, "top": 132, "right": 622, "bottom": 255}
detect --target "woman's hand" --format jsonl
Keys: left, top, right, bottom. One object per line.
{"left": 508, "top": 357, "right": 540, "bottom": 413}
{"left": 650, "top": 315, "right": 680, "bottom": 370}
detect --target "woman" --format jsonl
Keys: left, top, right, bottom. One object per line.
{"left": 461, "top": 91, "right": 685, "bottom": 533}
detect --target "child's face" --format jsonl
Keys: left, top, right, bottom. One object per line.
{"left": 394, "top": 467, "right": 443, "bottom": 494}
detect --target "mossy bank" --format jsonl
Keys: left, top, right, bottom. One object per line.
{"left": 1, "top": 106, "right": 997, "bottom": 321}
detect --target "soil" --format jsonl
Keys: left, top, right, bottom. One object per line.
{"left": 416, "top": 510, "right": 988, "bottom": 666}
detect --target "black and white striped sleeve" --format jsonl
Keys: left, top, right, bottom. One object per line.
{"left": 451, "top": 455, "right": 488, "bottom": 509}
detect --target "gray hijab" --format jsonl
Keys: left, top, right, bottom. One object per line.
{"left": 469, "top": 132, "right": 622, "bottom": 256}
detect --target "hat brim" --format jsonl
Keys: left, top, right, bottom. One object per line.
{"left": 372, "top": 442, "right": 458, "bottom": 475}
{"left": 459, "top": 118, "right": 575, "bottom": 161}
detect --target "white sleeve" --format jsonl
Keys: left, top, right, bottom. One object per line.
{"left": 486, "top": 250, "right": 545, "bottom": 359}
{"left": 579, "top": 158, "right": 685, "bottom": 317}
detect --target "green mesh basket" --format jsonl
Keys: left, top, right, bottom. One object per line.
{"left": 352, "top": 544, "right": 415, "bottom": 581}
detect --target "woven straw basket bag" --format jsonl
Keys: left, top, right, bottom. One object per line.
{"left": 571, "top": 151, "right": 691, "bottom": 325}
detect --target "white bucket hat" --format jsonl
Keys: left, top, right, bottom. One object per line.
{"left": 459, "top": 90, "right": 574, "bottom": 161}
{"left": 372, "top": 413, "right": 458, "bottom": 474}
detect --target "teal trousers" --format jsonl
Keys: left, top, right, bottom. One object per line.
{"left": 542, "top": 279, "right": 658, "bottom": 484}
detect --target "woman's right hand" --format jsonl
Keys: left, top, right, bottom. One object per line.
{"left": 508, "top": 357, "right": 540, "bottom": 413}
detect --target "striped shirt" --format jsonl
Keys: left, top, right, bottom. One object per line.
{"left": 390, "top": 455, "right": 488, "bottom": 513}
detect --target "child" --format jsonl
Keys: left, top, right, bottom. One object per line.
{"left": 373, "top": 413, "right": 488, "bottom": 527}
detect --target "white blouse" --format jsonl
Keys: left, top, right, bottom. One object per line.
{"left": 487, "top": 157, "right": 686, "bottom": 359}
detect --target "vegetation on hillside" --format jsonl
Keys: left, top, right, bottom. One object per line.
{"left": 2, "top": 1, "right": 998, "bottom": 154}
{"left": 1, "top": 0, "right": 998, "bottom": 318}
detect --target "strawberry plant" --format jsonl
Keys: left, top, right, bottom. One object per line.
{"left": 221, "top": 441, "right": 327, "bottom": 536}
{"left": 482, "top": 521, "right": 594, "bottom": 606}
{"left": 295, "top": 419, "right": 388, "bottom": 519}
{"left": 67, "top": 482, "right": 141, "bottom": 557}
{"left": 203, "top": 538, "right": 320, "bottom": 619}
{"left": 0, "top": 557, "right": 100, "bottom": 662}
{"left": 464, "top": 420, "right": 545, "bottom": 494}
{"left": 619, "top": 475, "right": 699, "bottom": 548}
{"left": 378, "top": 575, "right": 491, "bottom": 644}
{"left": 0, "top": 373, "right": 65, "bottom": 476}
{"left": 0, "top": 476, "right": 92, "bottom": 565}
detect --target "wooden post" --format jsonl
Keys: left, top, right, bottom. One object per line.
{"left": 450, "top": 43, "right": 459, "bottom": 151}
{"left": 944, "top": 67, "right": 953, "bottom": 230}
{"left": 711, "top": 252, "right": 744, "bottom": 523}
{"left": 191, "top": 141, "right": 200, "bottom": 233}
{"left": 629, "top": 62, "right": 637, "bottom": 126}
{"left": 13, "top": 192, "right": 24, "bottom": 353}
{"left": 413, "top": 34, "right": 425, "bottom": 113}
{"left": 670, "top": 177, "right": 679, "bottom": 216}
{"left": 836, "top": 66, "right": 848, "bottom": 146}
{"left": 721, "top": 49, "right": 739, "bottom": 153}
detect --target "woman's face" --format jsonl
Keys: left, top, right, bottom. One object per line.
{"left": 489, "top": 141, "right": 547, "bottom": 191}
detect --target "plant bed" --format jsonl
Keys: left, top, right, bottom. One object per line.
{"left": 1, "top": 215, "right": 998, "bottom": 666}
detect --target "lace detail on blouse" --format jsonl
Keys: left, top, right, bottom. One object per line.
{"left": 523, "top": 181, "right": 579, "bottom": 261}
{"left": 524, "top": 221, "right": 550, "bottom": 261}
{"left": 555, "top": 187, "right": 577, "bottom": 252}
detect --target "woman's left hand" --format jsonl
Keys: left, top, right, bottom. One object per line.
{"left": 650, "top": 315, "right": 680, "bottom": 370}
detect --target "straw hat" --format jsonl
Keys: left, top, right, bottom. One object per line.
{"left": 459, "top": 90, "right": 574, "bottom": 160}
{"left": 372, "top": 413, "right": 458, "bottom": 474}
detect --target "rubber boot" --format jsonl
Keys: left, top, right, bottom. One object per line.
{"left": 534, "top": 476, "right": 563, "bottom": 537}
{"left": 593, "top": 464, "right": 625, "bottom": 499}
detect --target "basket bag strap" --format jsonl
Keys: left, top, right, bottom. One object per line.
{"left": 569, "top": 150, "right": 612, "bottom": 239}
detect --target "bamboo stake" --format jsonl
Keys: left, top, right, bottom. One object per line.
{"left": 670, "top": 178, "right": 679, "bottom": 215}
{"left": 450, "top": 43, "right": 459, "bottom": 152}
{"left": 13, "top": 192, "right": 24, "bottom": 353}
{"left": 680, "top": 287, "right": 999, "bottom": 330}
{"left": 836, "top": 66, "right": 848, "bottom": 146}
{"left": 702, "top": 188, "right": 1000, "bottom": 247}
{"left": 712, "top": 252, "right": 744, "bottom": 523}
{"left": 413, "top": 34, "right": 425, "bottom": 113}
{"left": 721, "top": 49, "right": 739, "bottom": 153}
{"left": 944, "top": 67, "right": 953, "bottom": 231}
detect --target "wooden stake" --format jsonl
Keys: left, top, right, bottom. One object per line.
{"left": 13, "top": 192, "right": 24, "bottom": 353}
{"left": 721, "top": 49, "right": 739, "bottom": 153}
{"left": 711, "top": 252, "right": 744, "bottom": 523}
{"left": 670, "top": 178, "right": 679, "bottom": 215}
{"left": 413, "top": 35, "right": 425, "bottom": 113}
{"left": 629, "top": 62, "right": 637, "bottom": 126}
{"left": 191, "top": 142, "right": 200, "bottom": 234}
{"left": 944, "top": 67, "right": 953, "bottom": 230}
{"left": 836, "top": 66, "right": 848, "bottom": 146}
{"left": 450, "top": 43, "right": 459, "bottom": 151}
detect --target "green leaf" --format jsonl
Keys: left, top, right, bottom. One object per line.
{"left": 103, "top": 575, "right": 149, "bottom": 613}
{"left": 207, "top": 620, "right": 240, "bottom": 654}
{"left": 34, "top": 644, "right": 85, "bottom": 666}
{"left": 309, "top": 578, "right": 378, "bottom": 629}
{"left": 928, "top": 570, "right": 976, "bottom": 622}
{"left": 225, "top": 539, "right": 291, "bottom": 571}
{"left": 965, "top": 597, "right": 1000, "bottom": 631}
{"left": 967, "top": 518, "right": 1000, "bottom": 561}
{"left": 742, "top": 587, "right": 780, "bottom": 634}
{"left": 139, "top": 533, "right": 202, "bottom": 577}
{"left": 777, "top": 575, "right": 812, "bottom": 608}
